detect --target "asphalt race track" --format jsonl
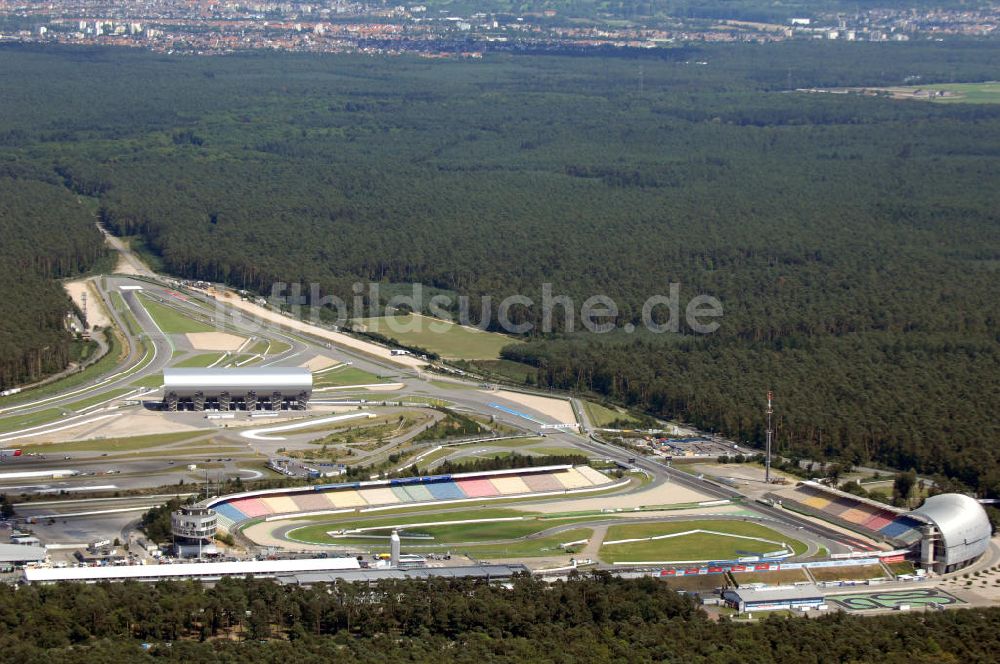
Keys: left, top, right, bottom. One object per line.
{"left": 828, "top": 588, "right": 964, "bottom": 611}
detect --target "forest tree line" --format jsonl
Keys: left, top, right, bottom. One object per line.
{"left": 0, "top": 172, "right": 108, "bottom": 389}
{"left": 0, "top": 574, "right": 999, "bottom": 663}
{"left": 0, "top": 42, "right": 996, "bottom": 493}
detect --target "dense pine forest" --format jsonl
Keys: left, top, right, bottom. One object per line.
{"left": 1, "top": 575, "right": 999, "bottom": 662}
{"left": 0, "top": 41, "right": 997, "bottom": 493}
{"left": 0, "top": 173, "right": 107, "bottom": 388}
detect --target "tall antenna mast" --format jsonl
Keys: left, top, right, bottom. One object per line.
{"left": 765, "top": 391, "right": 773, "bottom": 484}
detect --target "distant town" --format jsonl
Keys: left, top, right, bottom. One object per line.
{"left": 0, "top": 0, "right": 998, "bottom": 55}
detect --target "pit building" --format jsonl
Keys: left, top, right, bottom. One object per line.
{"left": 162, "top": 367, "right": 312, "bottom": 411}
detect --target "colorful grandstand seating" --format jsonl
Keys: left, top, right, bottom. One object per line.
{"left": 456, "top": 478, "right": 500, "bottom": 498}
{"left": 554, "top": 468, "right": 594, "bottom": 490}
{"left": 784, "top": 483, "right": 926, "bottom": 546}
{"left": 490, "top": 476, "right": 532, "bottom": 495}
{"left": 213, "top": 502, "right": 247, "bottom": 524}
{"left": 880, "top": 517, "right": 921, "bottom": 539}
{"left": 228, "top": 498, "right": 271, "bottom": 518}
{"left": 327, "top": 490, "right": 368, "bottom": 508}
{"left": 576, "top": 466, "right": 611, "bottom": 485}
{"left": 361, "top": 487, "right": 402, "bottom": 505}
{"left": 426, "top": 481, "right": 466, "bottom": 500}
{"left": 213, "top": 513, "right": 235, "bottom": 532}
{"left": 840, "top": 507, "right": 877, "bottom": 525}
{"left": 802, "top": 495, "right": 832, "bottom": 510}
{"left": 862, "top": 511, "right": 895, "bottom": 531}
{"left": 210, "top": 466, "right": 612, "bottom": 527}
{"left": 262, "top": 495, "right": 300, "bottom": 515}
{"left": 892, "top": 525, "right": 923, "bottom": 546}
{"left": 401, "top": 484, "right": 434, "bottom": 502}
{"left": 291, "top": 492, "right": 337, "bottom": 512}
{"left": 390, "top": 486, "right": 414, "bottom": 502}
{"left": 520, "top": 472, "right": 564, "bottom": 492}
{"left": 824, "top": 496, "right": 856, "bottom": 516}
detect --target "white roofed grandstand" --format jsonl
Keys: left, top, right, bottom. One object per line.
{"left": 23, "top": 556, "right": 360, "bottom": 584}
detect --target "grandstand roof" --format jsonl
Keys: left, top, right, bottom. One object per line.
{"left": 725, "top": 585, "right": 823, "bottom": 603}
{"left": 911, "top": 493, "right": 991, "bottom": 567}
{"left": 23, "top": 556, "right": 359, "bottom": 583}
{"left": 0, "top": 543, "right": 47, "bottom": 563}
{"left": 163, "top": 367, "right": 312, "bottom": 397}
{"left": 275, "top": 564, "right": 529, "bottom": 586}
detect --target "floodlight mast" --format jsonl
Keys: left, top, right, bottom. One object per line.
{"left": 765, "top": 391, "right": 773, "bottom": 484}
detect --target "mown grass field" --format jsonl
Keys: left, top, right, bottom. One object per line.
{"left": 732, "top": 569, "right": 810, "bottom": 585}
{"left": 130, "top": 374, "right": 164, "bottom": 388}
{"left": 886, "top": 560, "right": 916, "bottom": 576}
{"left": 357, "top": 314, "right": 519, "bottom": 360}
{"left": 313, "top": 366, "right": 387, "bottom": 388}
{"left": 809, "top": 564, "right": 887, "bottom": 582}
{"left": 243, "top": 338, "right": 292, "bottom": 355}
{"left": 412, "top": 446, "right": 461, "bottom": 467}
{"left": 582, "top": 400, "right": 648, "bottom": 428}
{"left": 450, "top": 527, "right": 593, "bottom": 559}
{"left": 112, "top": 292, "right": 142, "bottom": 337}
{"left": 660, "top": 574, "right": 728, "bottom": 592}
{"left": 288, "top": 508, "right": 534, "bottom": 544}
{"left": 465, "top": 451, "right": 515, "bottom": 461}
{"left": 297, "top": 410, "right": 431, "bottom": 441}
{"left": 600, "top": 520, "right": 806, "bottom": 563}
{"left": 326, "top": 519, "right": 556, "bottom": 546}
{"left": 173, "top": 352, "right": 226, "bottom": 368}
{"left": 427, "top": 379, "right": 481, "bottom": 391}
{"left": 21, "top": 430, "right": 208, "bottom": 452}
{"left": 398, "top": 395, "right": 452, "bottom": 407}
{"left": 425, "top": 438, "right": 548, "bottom": 456}
{"left": 524, "top": 445, "right": 582, "bottom": 456}
{"left": 903, "top": 81, "right": 1000, "bottom": 103}
{"left": 138, "top": 295, "right": 217, "bottom": 334}
{"left": 65, "top": 387, "right": 131, "bottom": 411}
{"left": 462, "top": 359, "right": 539, "bottom": 384}
{"left": 327, "top": 527, "right": 594, "bottom": 559}
{"left": 0, "top": 407, "right": 65, "bottom": 434}
{"left": 583, "top": 401, "right": 627, "bottom": 427}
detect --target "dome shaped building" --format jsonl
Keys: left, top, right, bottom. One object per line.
{"left": 911, "top": 494, "right": 992, "bottom": 573}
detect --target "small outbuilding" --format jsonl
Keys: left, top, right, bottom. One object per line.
{"left": 0, "top": 543, "right": 47, "bottom": 567}
{"left": 723, "top": 584, "right": 825, "bottom": 612}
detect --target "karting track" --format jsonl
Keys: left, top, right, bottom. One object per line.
{"left": 828, "top": 588, "right": 964, "bottom": 611}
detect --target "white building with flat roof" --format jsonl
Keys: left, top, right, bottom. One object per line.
{"left": 162, "top": 367, "right": 312, "bottom": 411}
{"left": 24, "top": 556, "right": 360, "bottom": 584}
